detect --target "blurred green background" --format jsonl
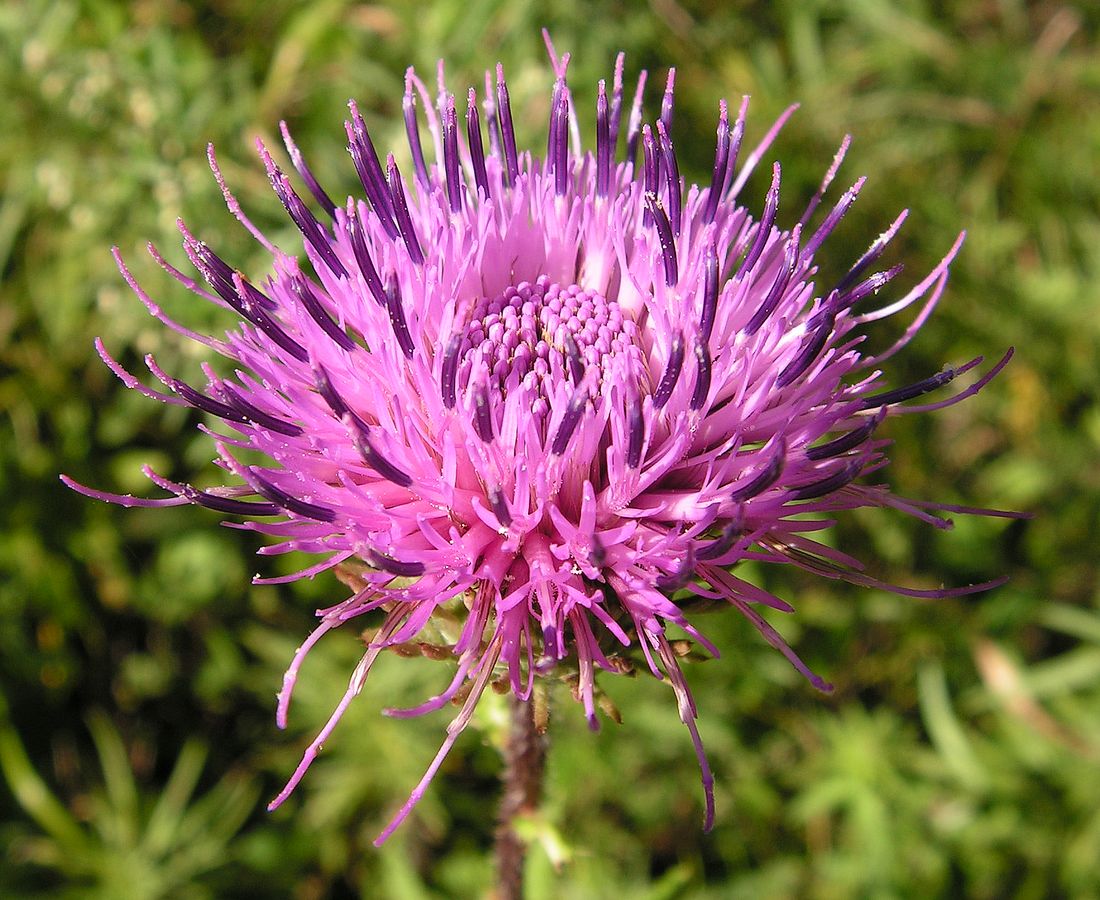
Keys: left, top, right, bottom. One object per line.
{"left": 2, "top": 0, "right": 1098, "bottom": 896}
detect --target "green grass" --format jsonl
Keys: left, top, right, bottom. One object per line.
{"left": 2, "top": 1, "right": 1099, "bottom": 896}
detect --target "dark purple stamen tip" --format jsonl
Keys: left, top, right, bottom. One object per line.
{"left": 466, "top": 88, "right": 491, "bottom": 199}
{"left": 656, "top": 550, "right": 696, "bottom": 592}
{"left": 368, "top": 549, "right": 425, "bottom": 578}
{"left": 188, "top": 240, "right": 241, "bottom": 307}
{"left": 171, "top": 377, "right": 247, "bottom": 424}
{"left": 270, "top": 169, "right": 348, "bottom": 279}
{"left": 837, "top": 263, "right": 904, "bottom": 310}
{"left": 496, "top": 64, "right": 520, "bottom": 187}
{"left": 230, "top": 274, "right": 308, "bottom": 363}
{"left": 563, "top": 331, "right": 585, "bottom": 383}
{"left": 690, "top": 336, "right": 712, "bottom": 411}
{"left": 641, "top": 125, "right": 660, "bottom": 202}
{"left": 806, "top": 411, "right": 884, "bottom": 460}
{"left": 645, "top": 192, "right": 678, "bottom": 287}
{"left": 384, "top": 274, "right": 415, "bottom": 359}
{"left": 182, "top": 485, "right": 281, "bottom": 517}
{"left": 787, "top": 459, "right": 863, "bottom": 502}
{"left": 625, "top": 69, "right": 647, "bottom": 167}
{"left": 596, "top": 79, "right": 611, "bottom": 197}
{"left": 348, "top": 413, "right": 413, "bottom": 488}
{"left": 473, "top": 382, "right": 494, "bottom": 442}
{"left": 776, "top": 304, "right": 836, "bottom": 388}
{"left": 800, "top": 177, "right": 866, "bottom": 268}
{"left": 386, "top": 154, "right": 425, "bottom": 265}
{"left": 403, "top": 70, "right": 430, "bottom": 188}
{"left": 251, "top": 471, "right": 336, "bottom": 522}
{"left": 442, "top": 95, "right": 463, "bottom": 214}
{"left": 730, "top": 443, "right": 785, "bottom": 501}
{"left": 489, "top": 487, "right": 512, "bottom": 527}
{"left": 656, "top": 120, "right": 681, "bottom": 236}
{"left": 344, "top": 206, "right": 386, "bottom": 305}
{"left": 700, "top": 243, "right": 719, "bottom": 342}
{"left": 314, "top": 365, "right": 349, "bottom": 417}
{"left": 551, "top": 390, "right": 587, "bottom": 456}
{"left": 859, "top": 356, "right": 982, "bottom": 409}
{"left": 347, "top": 102, "right": 398, "bottom": 239}
{"left": 292, "top": 275, "right": 356, "bottom": 352}
{"left": 626, "top": 400, "right": 644, "bottom": 468}
{"left": 704, "top": 100, "right": 730, "bottom": 224}
{"left": 836, "top": 211, "right": 908, "bottom": 294}
{"left": 659, "top": 67, "right": 676, "bottom": 136}
{"left": 653, "top": 330, "right": 684, "bottom": 408}
{"left": 590, "top": 531, "right": 607, "bottom": 568}
{"left": 280, "top": 121, "right": 337, "bottom": 218}
{"left": 736, "top": 163, "right": 781, "bottom": 282}
{"left": 549, "top": 77, "right": 570, "bottom": 196}
{"left": 220, "top": 383, "right": 303, "bottom": 436}
{"left": 696, "top": 513, "right": 745, "bottom": 561}
{"left": 608, "top": 52, "right": 625, "bottom": 152}
{"left": 744, "top": 226, "right": 800, "bottom": 337}
{"left": 440, "top": 334, "right": 461, "bottom": 408}
{"left": 722, "top": 101, "right": 747, "bottom": 197}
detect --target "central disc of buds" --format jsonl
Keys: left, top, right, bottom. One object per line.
{"left": 455, "top": 276, "right": 637, "bottom": 422}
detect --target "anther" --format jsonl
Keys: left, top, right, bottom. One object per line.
{"left": 466, "top": 88, "right": 490, "bottom": 199}
{"left": 386, "top": 154, "right": 425, "bottom": 265}
{"left": 551, "top": 389, "right": 587, "bottom": 455}
{"left": 653, "top": 330, "right": 684, "bottom": 408}
{"left": 385, "top": 274, "right": 416, "bottom": 359}
{"left": 495, "top": 64, "right": 520, "bottom": 187}
{"left": 645, "top": 192, "right": 678, "bottom": 286}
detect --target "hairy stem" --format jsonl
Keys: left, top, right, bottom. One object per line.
{"left": 495, "top": 694, "right": 546, "bottom": 900}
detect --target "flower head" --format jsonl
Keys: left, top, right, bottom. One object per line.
{"left": 67, "top": 36, "right": 1015, "bottom": 842}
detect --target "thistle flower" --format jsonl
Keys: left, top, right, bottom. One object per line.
{"left": 66, "top": 37, "right": 1015, "bottom": 842}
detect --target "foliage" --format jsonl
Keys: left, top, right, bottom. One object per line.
{"left": 2, "top": 0, "right": 1097, "bottom": 896}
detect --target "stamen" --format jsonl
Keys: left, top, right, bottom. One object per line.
{"left": 690, "top": 336, "right": 711, "bottom": 411}
{"left": 626, "top": 400, "right": 644, "bottom": 468}
{"left": 625, "top": 69, "right": 647, "bottom": 165}
{"left": 440, "top": 334, "right": 461, "bottom": 408}
{"left": 551, "top": 389, "right": 588, "bottom": 455}
{"left": 645, "top": 192, "right": 678, "bottom": 286}
{"left": 489, "top": 487, "right": 512, "bottom": 527}
{"left": 280, "top": 121, "right": 337, "bottom": 217}
{"left": 563, "top": 331, "right": 585, "bottom": 383}
{"left": 403, "top": 70, "right": 430, "bottom": 188}
{"left": 836, "top": 210, "right": 908, "bottom": 294}
{"left": 251, "top": 471, "right": 336, "bottom": 522}
{"left": 313, "top": 365, "right": 349, "bottom": 417}
{"left": 659, "top": 68, "right": 676, "bottom": 136}
{"left": 495, "top": 64, "right": 520, "bottom": 187}
{"left": 347, "top": 101, "right": 398, "bottom": 238}
{"left": 170, "top": 377, "right": 247, "bottom": 423}
{"left": 549, "top": 77, "right": 570, "bottom": 195}
{"left": 183, "top": 485, "right": 281, "bottom": 517}
{"left": 656, "top": 546, "right": 696, "bottom": 592}
{"left": 806, "top": 411, "right": 884, "bottom": 460}
{"left": 776, "top": 303, "right": 836, "bottom": 388}
{"left": 735, "top": 162, "right": 780, "bottom": 282}
{"left": 729, "top": 442, "right": 785, "bottom": 501}
{"left": 859, "top": 356, "right": 983, "bottom": 409}
{"left": 483, "top": 70, "right": 501, "bottom": 157}
{"left": 233, "top": 273, "right": 309, "bottom": 362}
{"left": 696, "top": 512, "right": 745, "bottom": 561}
{"left": 596, "top": 79, "right": 611, "bottom": 197}
{"left": 292, "top": 274, "right": 357, "bottom": 352}
{"left": 219, "top": 382, "right": 304, "bottom": 436}
{"left": 442, "top": 94, "right": 462, "bottom": 213}
{"left": 699, "top": 242, "right": 719, "bottom": 342}
{"left": 347, "top": 412, "right": 414, "bottom": 487}
{"left": 608, "top": 52, "right": 625, "bottom": 153}
{"left": 744, "top": 224, "right": 800, "bottom": 336}
{"left": 267, "top": 165, "right": 348, "bottom": 279}
{"left": 703, "top": 100, "right": 730, "bottom": 224}
{"left": 344, "top": 204, "right": 386, "bottom": 305}
{"left": 367, "top": 550, "right": 425, "bottom": 577}
{"left": 836, "top": 263, "right": 904, "bottom": 311}
{"left": 799, "top": 177, "right": 866, "bottom": 268}
{"left": 386, "top": 154, "right": 425, "bottom": 265}
{"left": 653, "top": 330, "right": 684, "bottom": 408}
{"left": 473, "top": 381, "right": 494, "bottom": 442}
{"left": 466, "top": 88, "right": 490, "bottom": 199}
{"left": 656, "top": 120, "right": 681, "bottom": 236}
{"left": 787, "top": 460, "right": 862, "bottom": 501}
{"left": 385, "top": 274, "right": 416, "bottom": 359}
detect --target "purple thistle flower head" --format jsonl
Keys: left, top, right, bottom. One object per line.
{"left": 67, "top": 35, "right": 1018, "bottom": 842}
